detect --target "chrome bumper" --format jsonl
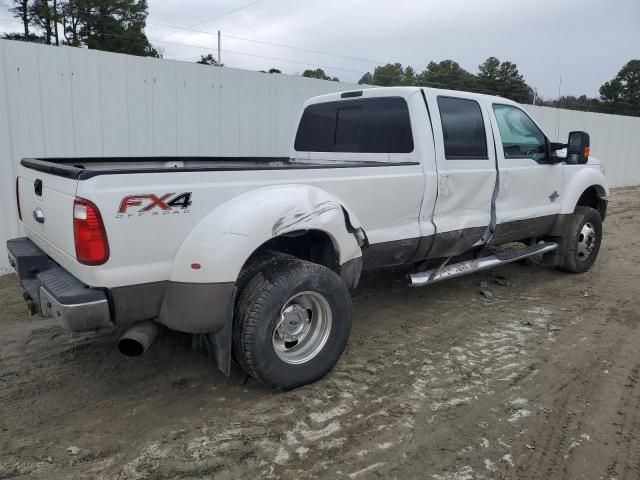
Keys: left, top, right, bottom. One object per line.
{"left": 7, "top": 237, "right": 112, "bottom": 332}
{"left": 39, "top": 286, "right": 111, "bottom": 332}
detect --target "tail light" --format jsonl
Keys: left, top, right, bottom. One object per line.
{"left": 16, "top": 178, "right": 22, "bottom": 220}
{"left": 73, "top": 198, "right": 109, "bottom": 265}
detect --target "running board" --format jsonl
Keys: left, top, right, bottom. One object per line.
{"left": 409, "top": 242, "right": 558, "bottom": 288}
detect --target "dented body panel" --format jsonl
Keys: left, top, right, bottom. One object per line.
{"left": 169, "top": 184, "right": 364, "bottom": 283}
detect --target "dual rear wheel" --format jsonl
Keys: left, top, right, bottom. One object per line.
{"left": 232, "top": 254, "right": 352, "bottom": 390}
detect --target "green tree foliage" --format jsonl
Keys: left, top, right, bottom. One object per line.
{"left": 416, "top": 60, "right": 475, "bottom": 90}
{"left": 75, "top": 0, "right": 158, "bottom": 57}
{"left": 30, "top": 0, "right": 60, "bottom": 45}
{"left": 7, "top": 0, "right": 31, "bottom": 37}
{"left": 268, "top": 68, "right": 281, "bottom": 74}
{"left": 359, "top": 58, "right": 532, "bottom": 102}
{"left": 541, "top": 95, "right": 602, "bottom": 112}
{"left": 303, "top": 68, "right": 339, "bottom": 82}
{"left": 599, "top": 60, "right": 640, "bottom": 115}
{"left": 357, "top": 63, "right": 415, "bottom": 86}
{"left": 61, "top": 0, "right": 81, "bottom": 45}
{"left": 475, "top": 56, "right": 500, "bottom": 92}
{"left": 370, "top": 63, "right": 404, "bottom": 86}
{"left": 403, "top": 65, "right": 417, "bottom": 86}
{"left": 6, "top": 0, "right": 157, "bottom": 55}
{"left": 358, "top": 72, "right": 373, "bottom": 85}
{"left": 477, "top": 57, "right": 533, "bottom": 103}
{"left": 197, "top": 53, "right": 222, "bottom": 66}
{"left": 2, "top": 31, "right": 44, "bottom": 41}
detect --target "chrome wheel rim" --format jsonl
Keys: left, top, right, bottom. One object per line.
{"left": 272, "top": 291, "right": 332, "bottom": 365}
{"left": 577, "top": 222, "right": 597, "bottom": 260}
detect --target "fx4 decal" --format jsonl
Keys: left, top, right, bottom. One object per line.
{"left": 116, "top": 193, "right": 192, "bottom": 218}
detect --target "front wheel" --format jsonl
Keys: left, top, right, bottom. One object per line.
{"left": 233, "top": 258, "right": 352, "bottom": 390}
{"left": 558, "top": 206, "right": 603, "bottom": 273}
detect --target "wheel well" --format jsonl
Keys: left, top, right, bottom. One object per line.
{"left": 247, "top": 230, "right": 340, "bottom": 273}
{"left": 576, "top": 186, "right": 607, "bottom": 219}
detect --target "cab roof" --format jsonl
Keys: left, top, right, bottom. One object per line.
{"left": 305, "top": 86, "right": 521, "bottom": 109}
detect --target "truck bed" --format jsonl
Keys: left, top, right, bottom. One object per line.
{"left": 17, "top": 154, "right": 425, "bottom": 291}
{"left": 21, "top": 156, "right": 415, "bottom": 180}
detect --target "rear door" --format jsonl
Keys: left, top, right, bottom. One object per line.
{"left": 17, "top": 163, "right": 79, "bottom": 270}
{"left": 489, "top": 104, "right": 564, "bottom": 243}
{"left": 423, "top": 92, "right": 497, "bottom": 257}
{"left": 295, "top": 93, "right": 426, "bottom": 267}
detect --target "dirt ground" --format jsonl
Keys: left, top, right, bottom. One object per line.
{"left": 1, "top": 187, "right": 639, "bottom": 480}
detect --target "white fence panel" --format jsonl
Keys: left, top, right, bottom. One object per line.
{"left": 1, "top": 39, "right": 639, "bottom": 273}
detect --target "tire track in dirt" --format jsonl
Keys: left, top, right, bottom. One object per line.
{"left": 511, "top": 301, "right": 640, "bottom": 480}
{"left": 119, "top": 290, "right": 562, "bottom": 480}
{"left": 614, "top": 363, "right": 640, "bottom": 480}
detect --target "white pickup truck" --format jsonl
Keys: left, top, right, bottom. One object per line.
{"left": 7, "top": 87, "right": 608, "bottom": 390}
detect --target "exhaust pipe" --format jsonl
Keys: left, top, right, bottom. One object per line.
{"left": 117, "top": 320, "right": 159, "bottom": 357}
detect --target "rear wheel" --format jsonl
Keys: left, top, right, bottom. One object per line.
{"left": 559, "top": 206, "right": 602, "bottom": 273}
{"left": 233, "top": 258, "right": 351, "bottom": 390}
{"left": 194, "top": 251, "right": 291, "bottom": 370}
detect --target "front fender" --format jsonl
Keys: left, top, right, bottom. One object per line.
{"left": 169, "top": 185, "right": 364, "bottom": 283}
{"left": 561, "top": 165, "right": 609, "bottom": 214}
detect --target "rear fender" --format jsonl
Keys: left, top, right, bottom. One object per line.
{"left": 169, "top": 185, "right": 364, "bottom": 283}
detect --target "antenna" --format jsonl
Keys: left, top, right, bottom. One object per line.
{"left": 556, "top": 74, "right": 562, "bottom": 141}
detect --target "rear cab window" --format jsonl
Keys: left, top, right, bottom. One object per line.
{"left": 294, "top": 97, "right": 414, "bottom": 154}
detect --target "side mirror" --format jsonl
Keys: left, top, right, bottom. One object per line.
{"left": 567, "top": 131, "right": 590, "bottom": 164}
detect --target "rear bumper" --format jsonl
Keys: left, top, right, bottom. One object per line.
{"left": 7, "top": 237, "right": 235, "bottom": 336}
{"left": 7, "top": 237, "right": 112, "bottom": 331}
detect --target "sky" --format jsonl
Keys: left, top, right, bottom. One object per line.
{"left": 1, "top": 0, "right": 639, "bottom": 98}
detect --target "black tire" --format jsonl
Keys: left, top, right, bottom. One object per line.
{"left": 233, "top": 258, "right": 352, "bottom": 390}
{"left": 232, "top": 250, "right": 291, "bottom": 371}
{"left": 235, "top": 250, "right": 290, "bottom": 295}
{"left": 559, "top": 206, "right": 602, "bottom": 273}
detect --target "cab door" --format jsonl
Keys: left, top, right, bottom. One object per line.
{"left": 424, "top": 92, "right": 498, "bottom": 257}
{"left": 489, "top": 104, "right": 564, "bottom": 243}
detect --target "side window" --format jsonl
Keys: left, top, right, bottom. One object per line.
{"left": 492, "top": 104, "right": 547, "bottom": 161}
{"left": 294, "top": 97, "right": 414, "bottom": 153}
{"left": 359, "top": 98, "right": 413, "bottom": 153}
{"left": 437, "top": 96, "right": 488, "bottom": 159}
{"left": 294, "top": 102, "right": 335, "bottom": 152}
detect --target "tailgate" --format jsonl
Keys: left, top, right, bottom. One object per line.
{"left": 17, "top": 164, "right": 79, "bottom": 268}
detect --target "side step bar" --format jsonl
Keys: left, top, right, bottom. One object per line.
{"left": 409, "top": 242, "right": 558, "bottom": 288}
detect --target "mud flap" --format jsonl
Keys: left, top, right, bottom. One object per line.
{"left": 192, "top": 286, "right": 237, "bottom": 376}
{"left": 340, "top": 257, "right": 363, "bottom": 289}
